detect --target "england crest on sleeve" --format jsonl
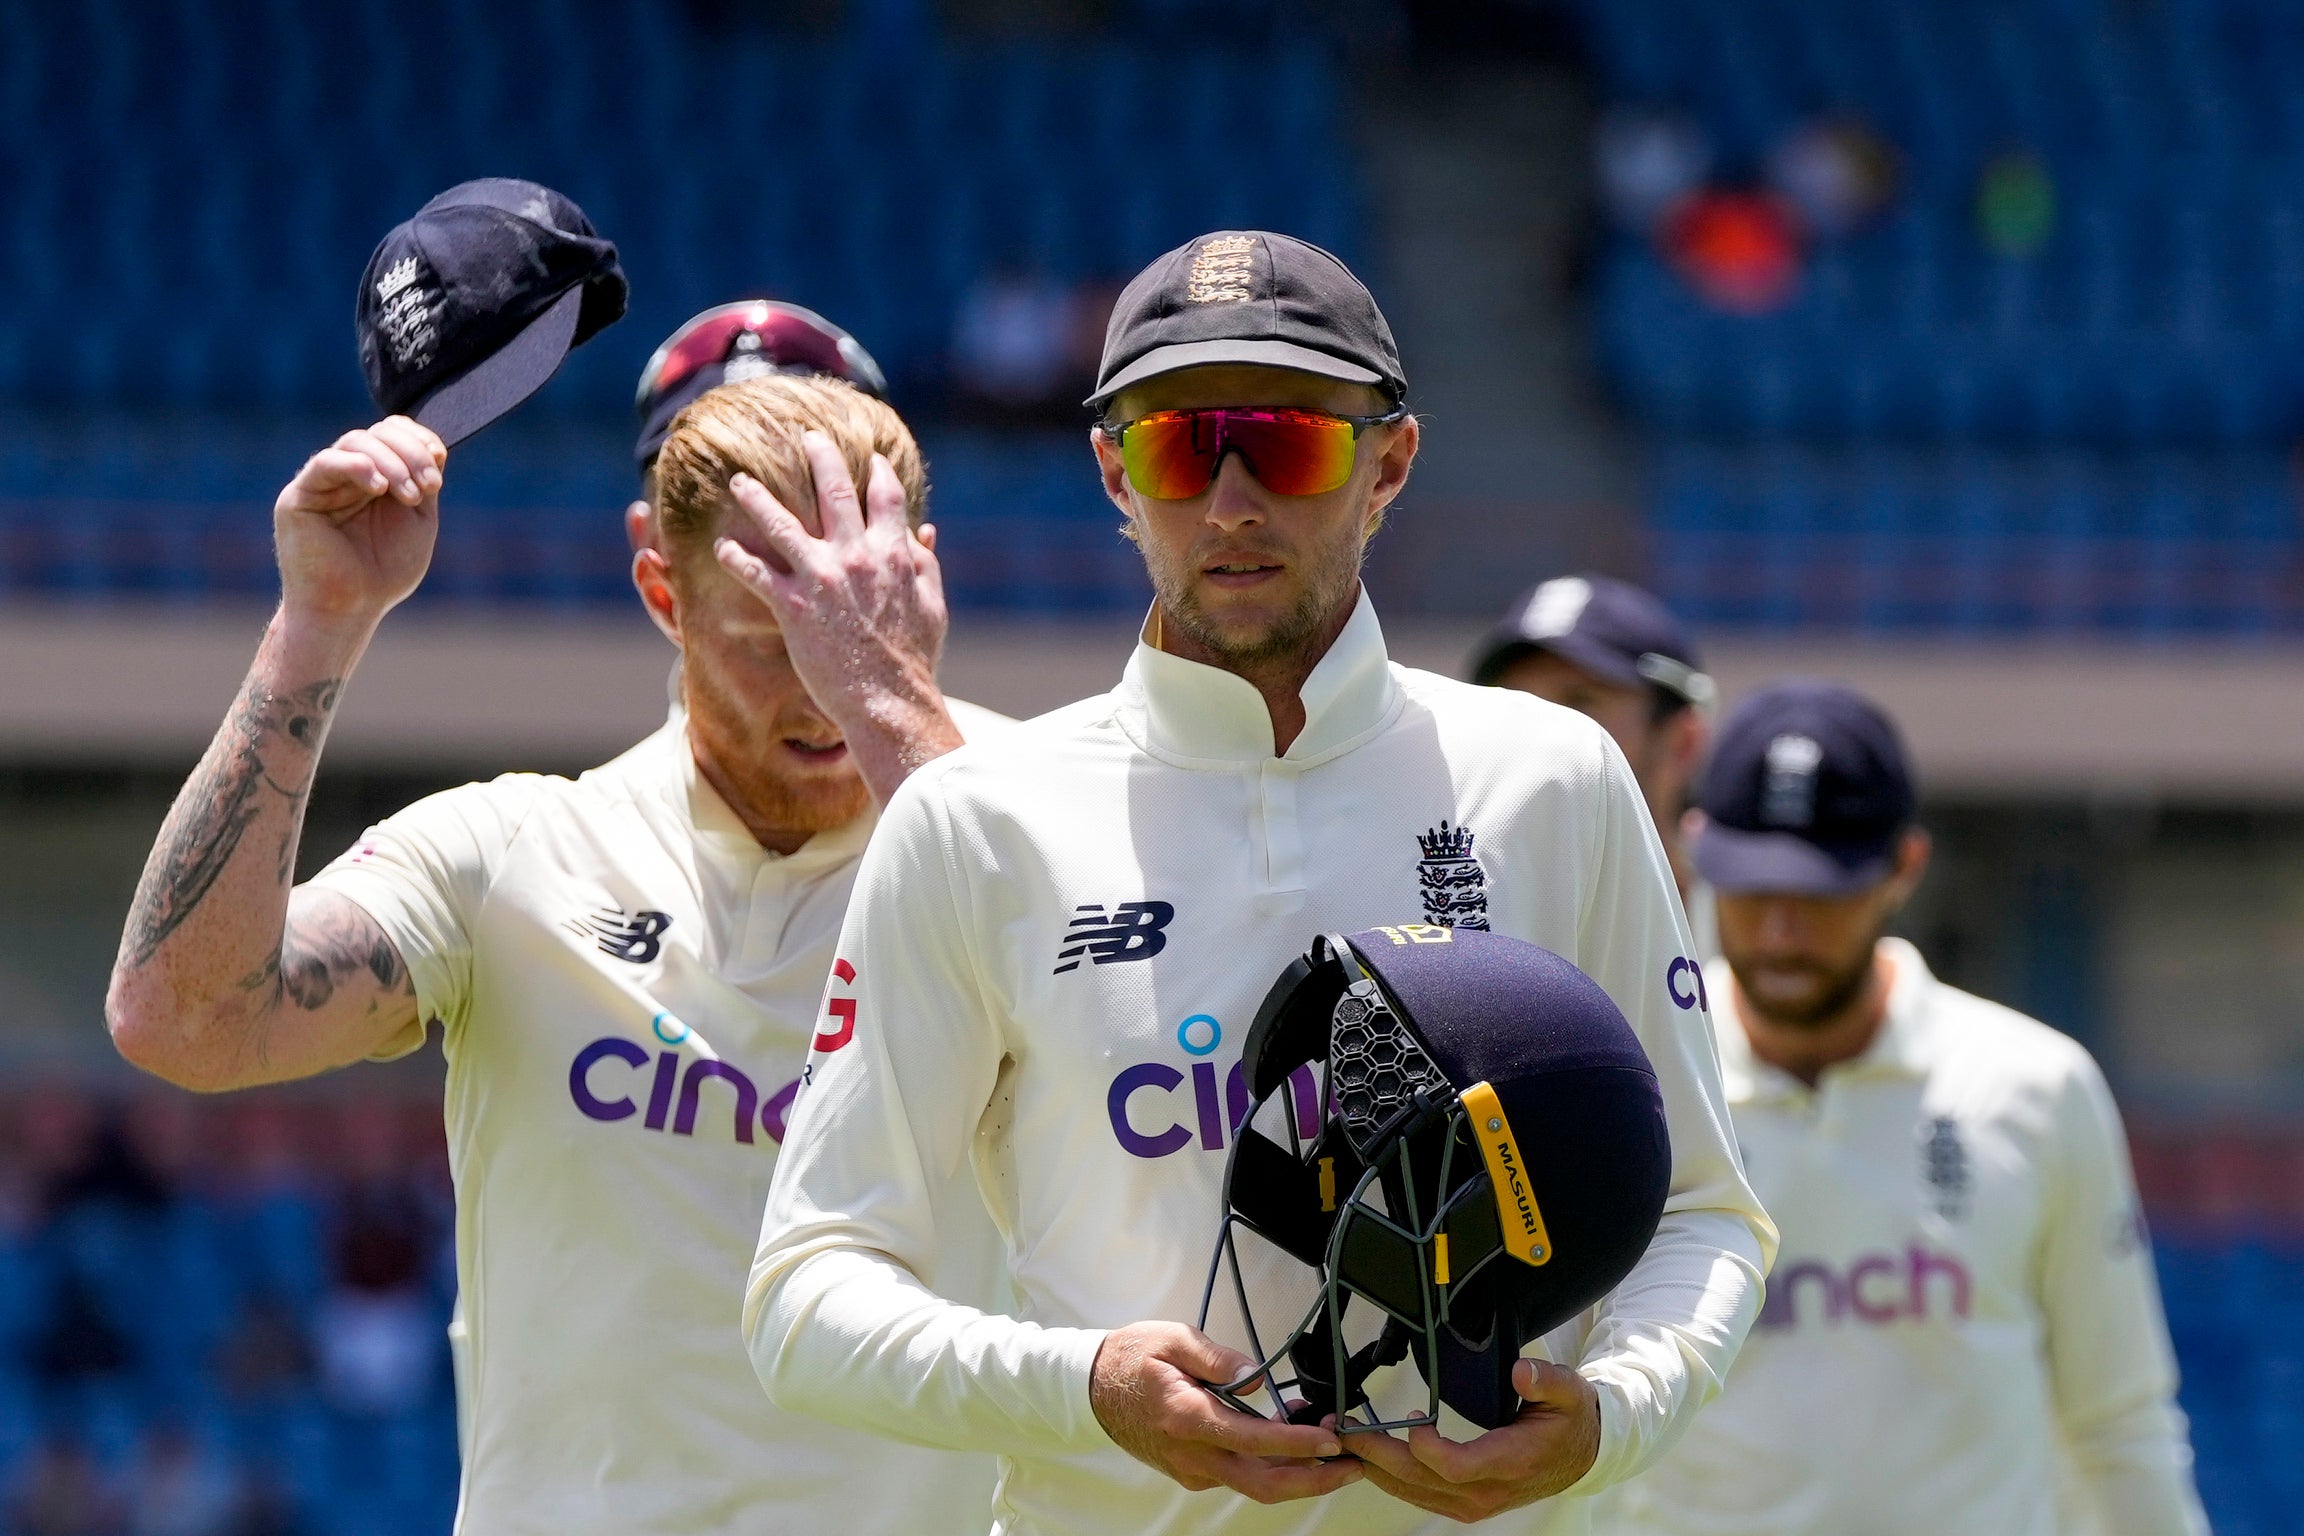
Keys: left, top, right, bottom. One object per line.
{"left": 1415, "top": 820, "right": 1490, "bottom": 930}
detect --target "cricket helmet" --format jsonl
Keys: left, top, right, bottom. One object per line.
{"left": 1198, "top": 925, "right": 1670, "bottom": 1432}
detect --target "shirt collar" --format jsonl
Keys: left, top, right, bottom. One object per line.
{"left": 1715, "top": 936, "right": 1940, "bottom": 1103}
{"left": 1118, "top": 587, "right": 1401, "bottom": 767}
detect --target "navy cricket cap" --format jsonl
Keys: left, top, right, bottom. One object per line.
{"left": 1695, "top": 680, "right": 1916, "bottom": 896}
{"left": 1470, "top": 574, "right": 1714, "bottom": 708}
{"left": 357, "top": 178, "right": 628, "bottom": 445}
{"left": 1087, "top": 231, "right": 1406, "bottom": 410}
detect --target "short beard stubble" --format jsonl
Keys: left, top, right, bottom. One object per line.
{"left": 682, "top": 661, "right": 871, "bottom": 839}
{"left": 1141, "top": 519, "right": 1369, "bottom": 673}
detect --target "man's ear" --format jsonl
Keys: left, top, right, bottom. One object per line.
{"left": 1665, "top": 706, "right": 1708, "bottom": 780}
{"left": 632, "top": 547, "right": 683, "bottom": 647}
{"left": 1091, "top": 427, "right": 1144, "bottom": 544}
{"left": 1884, "top": 827, "right": 1933, "bottom": 911}
{"left": 1366, "top": 415, "right": 1419, "bottom": 521}
{"left": 625, "top": 498, "right": 657, "bottom": 555}
{"left": 1091, "top": 427, "right": 1133, "bottom": 515}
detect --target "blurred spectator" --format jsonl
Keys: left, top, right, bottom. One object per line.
{"left": 220, "top": 1104, "right": 325, "bottom": 1309}
{"left": 1977, "top": 148, "right": 2055, "bottom": 258}
{"left": 1765, "top": 117, "right": 1897, "bottom": 238}
{"left": 121, "top": 1097, "right": 210, "bottom": 1199}
{"left": 32, "top": 1107, "right": 178, "bottom": 1410}
{"left": 949, "top": 264, "right": 1096, "bottom": 423}
{"left": 314, "top": 1105, "right": 438, "bottom": 1418}
{"left": 0, "top": 1093, "right": 455, "bottom": 1529}
{"left": 7, "top": 1435, "right": 125, "bottom": 1536}
{"left": 218, "top": 1471, "right": 303, "bottom": 1536}
{"left": 1595, "top": 106, "right": 1710, "bottom": 233}
{"left": 18, "top": 1091, "right": 100, "bottom": 1207}
{"left": 1661, "top": 188, "right": 1803, "bottom": 313}
{"left": 31, "top": 1273, "right": 131, "bottom": 1386}
{"left": 126, "top": 1421, "right": 237, "bottom": 1536}
{"left": 45, "top": 1113, "right": 171, "bottom": 1223}
{"left": 214, "top": 1292, "right": 313, "bottom": 1406}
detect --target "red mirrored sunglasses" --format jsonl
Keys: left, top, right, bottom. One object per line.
{"left": 1101, "top": 405, "right": 1408, "bottom": 500}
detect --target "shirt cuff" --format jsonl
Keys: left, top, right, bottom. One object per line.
{"left": 1058, "top": 1328, "right": 1118, "bottom": 1453}
{"left": 1562, "top": 1373, "right": 1637, "bottom": 1497}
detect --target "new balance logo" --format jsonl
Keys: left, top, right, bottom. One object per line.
{"left": 578, "top": 908, "right": 673, "bottom": 964}
{"left": 1054, "top": 901, "right": 1174, "bottom": 974}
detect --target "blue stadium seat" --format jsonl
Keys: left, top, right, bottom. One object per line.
{"left": 1568, "top": 0, "right": 2304, "bottom": 634}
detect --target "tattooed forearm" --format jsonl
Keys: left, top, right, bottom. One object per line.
{"left": 120, "top": 675, "right": 345, "bottom": 970}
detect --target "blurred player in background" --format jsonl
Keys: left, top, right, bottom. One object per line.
{"left": 1605, "top": 681, "right": 2207, "bottom": 1536}
{"left": 1470, "top": 575, "right": 1715, "bottom": 949}
{"left": 104, "top": 294, "right": 1005, "bottom": 1529}
{"left": 745, "top": 230, "right": 1772, "bottom": 1534}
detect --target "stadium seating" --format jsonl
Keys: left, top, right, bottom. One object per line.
{"left": 0, "top": 2, "right": 1353, "bottom": 613}
{"left": 1576, "top": 0, "right": 2304, "bottom": 633}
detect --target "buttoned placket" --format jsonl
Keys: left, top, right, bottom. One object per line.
{"left": 1253, "top": 760, "right": 1306, "bottom": 915}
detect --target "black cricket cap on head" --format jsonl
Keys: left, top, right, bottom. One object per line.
{"left": 1470, "top": 573, "right": 1714, "bottom": 708}
{"left": 1087, "top": 231, "right": 1407, "bottom": 411}
{"left": 1695, "top": 680, "right": 1916, "bottom": 897}
{"left": 357, "top": 178, "right": 629, "bottom": 446}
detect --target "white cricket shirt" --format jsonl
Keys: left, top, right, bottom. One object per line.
{"left": 309, "top": 699, "right": 1009, "bottom": 1536}
{"left": 746, "top": 593, "right": 1777, "bottom": 1536}
{"left": 1603, "top": 939, "right": 2206, "bottom": 1536}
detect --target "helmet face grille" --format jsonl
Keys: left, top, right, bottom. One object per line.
{"left": 1330, "top": 980, "right": 1446, "bottom": 1159}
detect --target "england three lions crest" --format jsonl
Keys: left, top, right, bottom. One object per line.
{"left": 1416, "top": 820, "right": 1490, "bottom": 930}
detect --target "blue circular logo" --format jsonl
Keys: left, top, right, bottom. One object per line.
{"left": 651, "top": 1011, "right": 691, "bottom": 1045}
{"left": 1177, "top": 1014, "right": 1222, "bottom": 1057}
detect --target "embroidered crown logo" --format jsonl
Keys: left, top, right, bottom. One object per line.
{"left": 375, "top": 256, "right": 424, "bottom": 302}
{"left": 1417, "top": 822, "right": 1476, "bottom": 862}
{"left": 1186, "top": 235, "right": 1257, "bottom": 304}
{"left": 1415, "top": 820, "right": 1489, "bottom": 930}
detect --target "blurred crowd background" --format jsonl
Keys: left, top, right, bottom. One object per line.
{"left": 0, "top": 1096, "right": 454, "bottom": 1536}
{"left": 1, "top": 0, "right": 2300, "bottom": 1532}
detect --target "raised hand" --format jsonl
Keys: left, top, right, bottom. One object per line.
{"left": 1089, "top": 1321, "right": 1363, "bottom": 1505}
{"left": 1346, "top": 1357, "right": 1601, "bottom": 1522}
{"left": 274, "top": 415, "right": 446, "bottom": 627}
{"left": 108, "top": 419, "right": 445, "bottom": 1093}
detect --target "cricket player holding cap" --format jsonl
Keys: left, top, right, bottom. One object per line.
{"left": 746, "top": 231, "right": 1776, "bottom": 1534}
{"left": 1603, "top": 681, "right": 2207, "bottom": 1536}
{"left": 108, "top": 185, "right": 1004, "bottom": 1534}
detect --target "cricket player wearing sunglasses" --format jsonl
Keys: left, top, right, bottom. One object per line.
{"left": 109, "top": 297, "right": 1007, "bottom": 1534}
{"left": 747, "top": 232, "right": 1773, "bottom": 1535}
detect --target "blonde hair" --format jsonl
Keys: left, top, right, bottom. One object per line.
{"left": 652, "top": 374, "right": 928, "bottom": 565}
